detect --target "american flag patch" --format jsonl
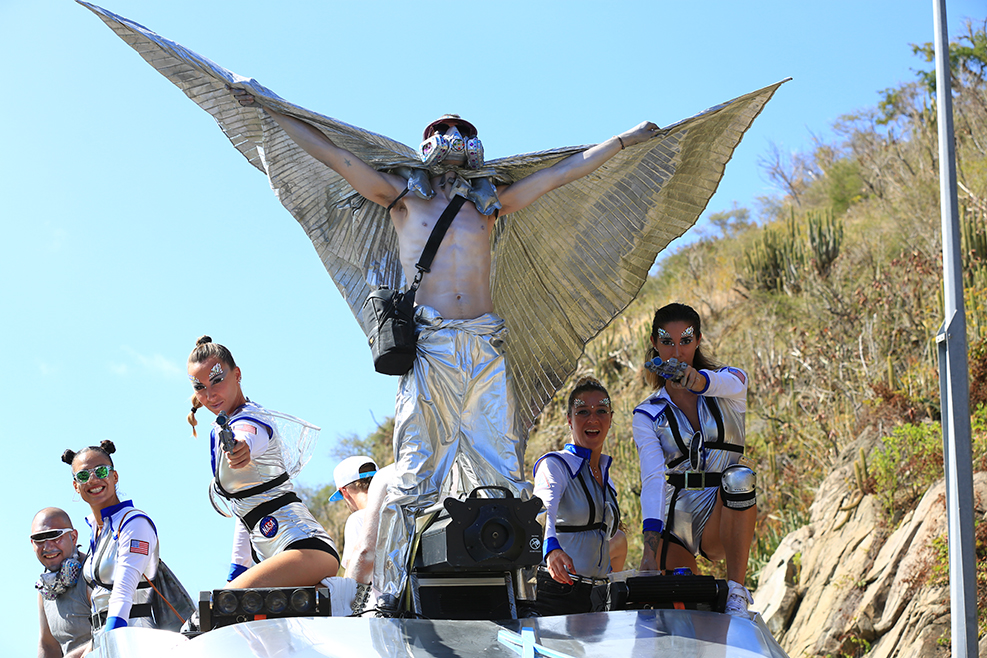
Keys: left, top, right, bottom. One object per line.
{"left": 130, "top": 539, "right": 149, "bottom": 555}
{"left": 233, "top": 423, "right": 256, "bottom": 435}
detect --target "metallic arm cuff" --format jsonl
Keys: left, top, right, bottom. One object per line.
{"left": 351, "top": 582, "right": 372, "bottom": 616}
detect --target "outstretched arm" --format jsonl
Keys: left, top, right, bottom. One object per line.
{"left": 230, "top": 89, "right": 406, "bottom": 208}
{"left": 498, "top": 121, "right": 660, "bottom": 215}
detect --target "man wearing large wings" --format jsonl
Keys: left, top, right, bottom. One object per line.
{"left": 80, "top": 1, "right": 786, "bottom": 608}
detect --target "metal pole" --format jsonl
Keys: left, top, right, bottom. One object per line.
{"left": 932, "top": 2, "right": 977, "bottom": 656}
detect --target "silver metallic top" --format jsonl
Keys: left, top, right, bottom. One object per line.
{"left": 211, "top": 401, "right": 319, "bottom": 519}
{"left": 84, "top": 502, "right": 159, "bottom": 624}
{"left": 80, "top": 1, "right": 787, "bottom": 430}
{"left": 535, "top": 448, "right": 619, "bottom": 579}
{"left": 634, "top": 367, "right": 749, "bottom": 529}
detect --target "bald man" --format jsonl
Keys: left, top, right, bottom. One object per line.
{"left": 31, "top": 507, "right": 91, "bottom": 658}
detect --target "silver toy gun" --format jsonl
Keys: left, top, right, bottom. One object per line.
{"left": 216, "top": 411, "right": 236, "bottom": 453}
{"left": 644, "top": 356, "right": 689, "bottom": 384}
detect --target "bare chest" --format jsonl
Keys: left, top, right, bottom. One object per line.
{"left": 396, "top": 195, "right": 494, "bottom": 261}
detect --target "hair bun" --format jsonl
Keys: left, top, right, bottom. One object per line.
{"left": 99, "top": 440, "right": 117, "bottom": 455}
{"left": 61, "top": 449, "right": 77, "bottom": 465}
{"left": 196, "top": 335, "right": 213, "bottom": 347}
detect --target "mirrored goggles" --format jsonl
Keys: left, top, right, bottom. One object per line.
{"left": 432, "top": 122, "right": 475, "bottom": 138}
{"left": 30, "top": 528, "right": 73, "bottom": 545}
{"left": 73, "top": 464, "right": 114, "bottom": 484}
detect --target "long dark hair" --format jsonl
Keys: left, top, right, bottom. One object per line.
{"left": 644, "top": 303, "right": 720, "bottom": 389}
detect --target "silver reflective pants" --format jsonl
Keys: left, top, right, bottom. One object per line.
{"left": 374, "top": 306, "right": 532, "bottom": 599}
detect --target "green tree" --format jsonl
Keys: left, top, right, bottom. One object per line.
{"left": 297, "top": 418, "right": 394, "bottom": 551}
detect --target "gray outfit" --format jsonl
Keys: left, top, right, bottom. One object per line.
{"left": 41, "top": 551, "right": 92, "bottom": 655}
{"left": 212, "top": 402, "right": 337, "bottom": 564}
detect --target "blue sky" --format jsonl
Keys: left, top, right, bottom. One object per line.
{"left": 2, "top": 0, "right": 982, "bottom": 652}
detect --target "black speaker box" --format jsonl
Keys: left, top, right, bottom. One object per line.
{"left": 603, "top": 575, "right": 728, "bottom": 612}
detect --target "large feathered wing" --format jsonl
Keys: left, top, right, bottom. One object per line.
{"left": 80, "top": 2, "right": 786, "bottom": 430}
{"left": 486, "top": 82, "right": 786, "bottom": 426}
{"left": 78, "top": 0, "right": 422, "bottom": 320}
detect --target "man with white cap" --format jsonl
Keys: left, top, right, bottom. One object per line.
{"left": 329, "top": 456, "right": 378, "bottom": 573}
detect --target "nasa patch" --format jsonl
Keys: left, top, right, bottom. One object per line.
{"left": 259, "top": 516, "right": 279, "bottom": 538}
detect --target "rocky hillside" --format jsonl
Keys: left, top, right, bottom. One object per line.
{"left": 758, "top": 428, "right": 987, "bottom": 657}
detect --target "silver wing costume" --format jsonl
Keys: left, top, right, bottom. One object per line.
{"left": 80, "top": 1, "right": 787, "bottom": 433}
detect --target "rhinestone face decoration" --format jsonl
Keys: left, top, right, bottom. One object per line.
{"left": 574, "top": 397, "right": 610, "bottom": 408}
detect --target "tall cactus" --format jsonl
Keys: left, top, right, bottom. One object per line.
{"left": 807, "top": 208, "right": 844, "bottom": 278}
{"left": 743, "top": 207, "right": 807, "bottom": 294}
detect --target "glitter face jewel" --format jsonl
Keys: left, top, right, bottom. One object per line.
{"left": 681, "top": 326, "right": 695, "bottom": 338}
{"left": 188, "top": 374, "right": 200, "bottom": 385}
{"left": 572, "top": 397, "right": 612, "bottom": 418}
{"left": 573, "top": 397, "right": 610, "bottom": 407}
{"left": 209, "top": 362, "right": 226, "bottom": 384}
{"left": 657, "top": 327, "right": 671, "bottom": 339}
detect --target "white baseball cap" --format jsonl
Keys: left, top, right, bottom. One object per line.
{"left": 328, "top": 456, "right": 378, "bottom": 502}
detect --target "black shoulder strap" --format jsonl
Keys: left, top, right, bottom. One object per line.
{"left": 414, "top": 195, "right": 468, "bottom": 278}
{"left": 665, "top": 407, "right": 691, "bottom": 469}
{"left": 556, "top": 467, "right": 600, "bottom": 533}
{"left": 385, "top": 187, "right": 410, "bottom": 213}
{"left": 701, "top": 397, "right": 743, "bottom": 453}
{"left": 706, "top": 397, "right": 725, "bottom": 444}
{"left": 88, "top": 510, "right": 152, "bottom": 591}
